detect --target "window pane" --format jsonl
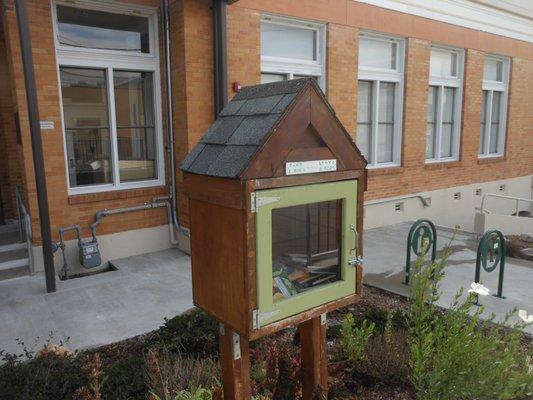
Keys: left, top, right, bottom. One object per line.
{"left": 357, "top": 81, "right": 372, "bottom": 122}
{"left": 357, "top": 81, "right": 372, "bottom": 160}
{"left": 56, "top": 5, "right": 150, "bottom": 53}
{"left": 430, "top": 48, "right": 458, "bottom": 78}
{"left": 359, "top": 37, "right": 397, "bottom": 70}
{"left": 272, "top": 201, "right": 341, "bottom": 302}
{"left": 426, "top": 86, "right": 438, "bottom": 159}
{"left": 441, "top": 123, "right": 453, "bottom": 158}
{"left": 479, "top": 90, "right": 488, "bottom": 154}
{"left": 442, "top": 87, "right": 455, "bottom": 123}
{"left": 489, "top": 91, "right": 501, "bottom": 153}
{"left": 484, "top": 58, "right": 503, "bottom": 82}
{"left": 114, "top": 71, "right": 156, "bottom": 182}
{"left": 261, "top": 22, "right": 316, "bottom": 61}
{"left": 60, "top": 67, "right": 112, "bottom": 187}
{"left": 376, "top": 82, "right": 395, "bottom": 163}
{"left": 377, "top": 124, "right": 393, "bottom": 163}
{"left": 440, "top": 87, "right": 455, "bottom": 158}
{"left": 378, "top": 82, "right": 395, "bottom": 123}
{"left": 261, "top": 73, "right": 286, "bottom": 84}
{"left": 357, "top": 125, "right": 371, "bottom": 160}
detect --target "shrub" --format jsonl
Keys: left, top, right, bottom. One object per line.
{"left": 146, "top": 349, "right": 220, "bottom": 400}
{"left": 340, "top": 314, "right": 375, "bottom": 365}
{"left": 151, "top": 309, "right": 219, "bottom": 358}
{"left": 359, "top": 313, "right": 410, "bottom": 385}
{"left": 250, "top": 339, "right": 301, "bottom": 399}
{"left": 101, "top": 355, "right": 146, "bottom": 400}
{"left": 151, "top": 386, "right": 213, "bottom": 400}
{"left": 0, "top": 340, "right": 86, "bottom": 400}
{"left": 408, "top": 243, "right": 533, "bottom": 400}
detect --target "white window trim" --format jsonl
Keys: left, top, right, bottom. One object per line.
{"left": 52, "top": 0, "right": 165, "bottom": 195}
{"left": 479, "top": 55, "right": 510, "bottom": 158}
{"left": 358, "top": 32, "right": 405, "bottom": 169}
{"left": 260, "top": 15, "right": 327, "bottom": 90}
{"left": 426, "top": 45, "right": 464, "bottom": 163}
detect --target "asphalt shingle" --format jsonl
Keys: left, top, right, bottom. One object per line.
{"left": 181, "top": 78, "right": 314, "bottom": 178}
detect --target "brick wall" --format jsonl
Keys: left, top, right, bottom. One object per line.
{"left": 227, "top": 0, "right": 533, "bottom": 202}
{"left": 1, "top": 0, "right": 169, "bottom": 242}
{"left": 0, "top": 0, "right": 531, "bottom": 244}
{"left": 0, "top": 17, "right": 24, "bottom": 221}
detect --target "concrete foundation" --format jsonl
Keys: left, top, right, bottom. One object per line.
{"left": 32, "top": 225, "right": 178, "bottom": 275}
{"left": 364, "top": 175, "right": 533, "bottom": 231}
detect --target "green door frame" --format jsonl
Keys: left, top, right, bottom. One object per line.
{"left": 255, "top": 180, "right": 358, "bottom": 327}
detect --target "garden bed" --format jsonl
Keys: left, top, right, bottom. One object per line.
{"left": 0, "top": 285, "right": 531, "bottom": 400}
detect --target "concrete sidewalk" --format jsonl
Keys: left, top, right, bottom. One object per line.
{"left": 364, "top": 223, "right": 533, "bottom": 335}
{"left": 0, "top": 248, "right": 193, "bottom": 356}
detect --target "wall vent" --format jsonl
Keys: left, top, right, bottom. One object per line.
{"left": 453, "top": 192, "right": 462, "bottom": 200}
{"left": 475, "top": 188, "right": 482, "bottom": 196}
{"left": 394, "top": 202, "right": 404, "bottom": 212}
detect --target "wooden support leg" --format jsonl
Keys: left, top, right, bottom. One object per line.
{"left": 219, "top": 324, "right": 251, "bottom": 400}
{"left": 299, "top": 315, "right": 328, "bottom": 400}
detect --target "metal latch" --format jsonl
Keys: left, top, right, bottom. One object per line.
{"left": 251, "top": 192, "right": 280, "bottom": 212}
{"left": 348, "top": 256, "right": 364, "bottom": 267}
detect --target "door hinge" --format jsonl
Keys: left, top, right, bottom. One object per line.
{"left": 232, "top": 332, "right": 241, "bottom": 360}
{"left": 250, "top": 192, "right": 280, "bottom": 212}
{"left": 252, "top": 309, "right": 280, "bottom": 329}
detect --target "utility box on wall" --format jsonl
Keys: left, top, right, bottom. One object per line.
{"left": 181, "top": 78, "right": 367, "bottom": 399}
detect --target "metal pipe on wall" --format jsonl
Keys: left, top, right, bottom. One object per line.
{"left": 14, "top": 0, "right": 56, "bottom": 293}
{"left": 213, "top": 0, "right": 228, "bottom": 116}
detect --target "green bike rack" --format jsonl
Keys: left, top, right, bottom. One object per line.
{"left": 405, "top": 219, "right": 437, "bottom": 284}
{"left": 475, "top": 229, "right": 506, "bottom": 300}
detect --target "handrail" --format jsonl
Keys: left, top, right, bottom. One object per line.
{"left": 479, "top": 193, "right": 533, "bottom": 216}
{"left": 15, "top": 187, "right": 34, "bottom": 275}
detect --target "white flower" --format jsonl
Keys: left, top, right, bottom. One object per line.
{"left": 468, "top": 282, "right": 490, "bottom": 296}
{"left": 518, "top": 310, "right": 533, "bottom": 324}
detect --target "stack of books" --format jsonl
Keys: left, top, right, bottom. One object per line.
{"left": 272, "top": 251, "right": 339, "bottom": 301}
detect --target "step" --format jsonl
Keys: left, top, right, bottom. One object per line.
{"left": 0, "top": 264, "right": 30, "bottom": 281}
{"left": 0, "top": 222, "right": 19, "bottom": 234}
{"left": 0, "top": 248, "right": 29, "bottom": 268}
{"left": 0, "top": 230, "right": 22, "bottom": 247}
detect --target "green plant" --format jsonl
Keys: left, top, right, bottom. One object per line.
{"left": 250, "top": 339, "right": 301, "bottom": 399}
{"left": 151, "top": 386, "right": 213, "bottom": 400}
{"left": 146, "top": 349, "right": 220, "bottom": 400}
{"left": 408, "top": 240, "right": 533, "bottom": 400}
{"left": 340, "top": 313, "right": 376, "bottom": 364}
{"left": 151, "top": 309, "right": 219, "bottom": 358}
{"left": 74, "top": 353, "right": 107, "bottom": 400}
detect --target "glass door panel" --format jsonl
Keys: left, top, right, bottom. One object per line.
{"left": 255, "top": 180, "right": 358, "bottom": 327}
{"left": 272, "top": 200, "right": 342, "bottom": 301}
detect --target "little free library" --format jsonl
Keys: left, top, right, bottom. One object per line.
{"left": 181, "top": 78, "right": 367, "bottom": 399}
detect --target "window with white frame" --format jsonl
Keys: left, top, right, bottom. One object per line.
{"left": 53, "top": 1, "right": 164, "bottom": 194}
{"left": 357, "top": 33, "right": 404, "bottom": 167}
{"left": 260, "top": 16, "right": 325, "bottom": 89}
{"left": 479, "top": 55, "right": 509, "bottom": 157}
{"left": 426, "top": 46, "right": 464, "bottom": 161}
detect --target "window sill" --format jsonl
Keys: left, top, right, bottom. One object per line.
{"left": 68, "top": 186, "right": 168, "bottom": 205}
{"left": 478, "top": 155, "right": 506, "bottom": 165}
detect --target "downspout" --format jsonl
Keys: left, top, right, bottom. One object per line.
{"left": 14, "top": 0, "right": 56, "bottom": 293}
{"left": 161, "top": 0, "right": 182, "bottom": 244}
{"left": 213, "top": 0, "right": 228, "bottom": 116}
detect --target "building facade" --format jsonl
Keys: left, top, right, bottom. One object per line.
{"left": 0, "top": 0, "right": 532, "bottom": 275}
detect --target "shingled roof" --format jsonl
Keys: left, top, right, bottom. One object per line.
{"left": 180, "top": 78, "right": 312, "bottom": 178}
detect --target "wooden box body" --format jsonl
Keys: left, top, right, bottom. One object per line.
{"left": 182, "top": 79, "right": 367, "bottom": 340}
